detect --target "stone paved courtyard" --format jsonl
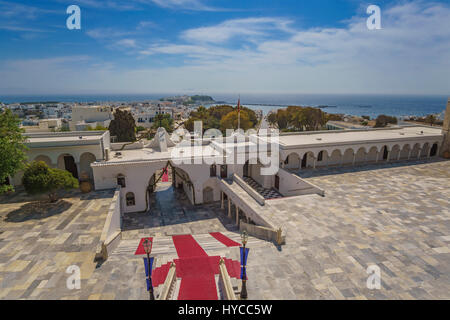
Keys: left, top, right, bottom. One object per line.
{"left": 0, "top": 189, "right": 115, "bottom": 299}
{"left": 0, "top": 159, "right": 449, "bottom": 299}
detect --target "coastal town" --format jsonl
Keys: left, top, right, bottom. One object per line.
{"left": 0, "top": 0, "right": 449, "bottom": 307}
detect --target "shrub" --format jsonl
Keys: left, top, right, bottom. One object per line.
{"left": 22, "top": 161, "right": 79, "bottom": 202}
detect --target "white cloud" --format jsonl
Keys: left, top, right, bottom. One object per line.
{"left": 182, "top": 17, "right": 295, "bottom": 44}
{"left": 1, "top": 1, "right": 449, "bottom": 95}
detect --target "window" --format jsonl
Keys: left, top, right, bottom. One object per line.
{"left": 318, "top": 151, "right": 324, "bottom": 162}
{"left": 220, "top": 165, "right": 228, "bottom": 178}
{"left": 117, "top": 175, "right": 126, "bottom": 188}
{"left": 210, "top": 165, "right": 217, "bottom": 177}
{"left": 126, "top": 192, "right": 135, "bottom": 206}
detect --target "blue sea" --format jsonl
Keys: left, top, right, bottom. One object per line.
{"left": 0, "top": 93, "right": 448, "bottom": 118}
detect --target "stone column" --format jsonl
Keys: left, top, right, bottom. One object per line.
{"left": 397, "top": 151, "right": 401, "bottom": 161}
{"left": 386, "top": 151, "right": 391, "bottom": 162}
{"left": 235, "top": 206, "right": 239, "bottom": 226}
{"left": 228, "top": 198, "right": 231, "bottom": 218}
{"left": 417, "top": 148, "right": 422, "bottom": 160}
{"left": 376, "top": 151, "right": 380, "bottom": 163}
{"left": 313, "top": 157, "right": 317, "bottom": 170}
{"left": 221, "top": 192, "right": 224, "bottom": 209}
{"left": 352, "top": 153, "right": 356, "bottom": 166}
{"left": 407, "top": 148, "right": 412, "bottom": 160}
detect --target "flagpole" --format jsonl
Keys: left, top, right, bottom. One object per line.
{"left": 237, "top": 94, "right": 241, "bottom": 131}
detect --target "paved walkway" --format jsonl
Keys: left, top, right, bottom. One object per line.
{"left": 122, "top": 183, "right": 238, "bottom": 240}
{"left": 0, "top": 189, "right": 115, "bottom": 300}
{"left": 1, "top": 159, "right": 449, "bottom": 300}
{"left": 246, "top": 160, "right": 450, "bottom": 299}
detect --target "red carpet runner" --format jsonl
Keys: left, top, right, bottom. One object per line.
{"left": 209, "top": 232, "right": 240, "bottom": 247}
{"left": 172, "top": 235, "right": 219, "bottom": 300}
{"left": 162, "top": 169, "right": 169, "bottom": 182}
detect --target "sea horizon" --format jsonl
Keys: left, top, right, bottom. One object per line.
{"left": 1, "top": 92, "right": 448, "bottom": 118}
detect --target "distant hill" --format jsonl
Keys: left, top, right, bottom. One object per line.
{"left": 190, "top": 95, "right": 215, "bottom": 103}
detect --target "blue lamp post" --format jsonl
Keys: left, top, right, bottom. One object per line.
{"left": 240, "top": 230, "right": 249, "bottom": 300}
{"left": 143, "top": 238, "right": 155, "bottom": 300}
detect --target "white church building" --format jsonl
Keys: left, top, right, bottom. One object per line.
{"left": 12, "top": 99, "right": 450, "bottom": 234}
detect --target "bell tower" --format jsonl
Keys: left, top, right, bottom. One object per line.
{"left": 441, "top": 98, "right": 450, "bottom": 158}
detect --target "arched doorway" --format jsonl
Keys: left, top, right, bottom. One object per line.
{"left": 80, "top": 152, "right": 96, "bottom": 180}
{"left": 57, "top": 154, "right": 78, "bottom": 179}
{"left": 301, "top": 153, "right": 307, "bottom": 169}
{"left": 34, "top": 155, "right": 52, "bottom": 167}
{"left": 381, "top": 146, "right": 389, "bottom": 161}
{"left": 430, "top": 143, "right": 438, "bottom": 157}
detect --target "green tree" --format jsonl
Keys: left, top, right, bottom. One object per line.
{"left": 374, "top": 115, "right": 398, "bottom": 128}
{"left": 0, "top": 109, "right": 28, "bottom": 193}
{"left": 152, "top": 114, "right": 174, "bottom": 133}
{"left": 22, "top": 161, "right": 79, "bottom": 202}
{"left": 220, "top": 110, "right": 253, "bottom": 131}
{"left": 109, "top": 109, "right": 136, "bottom": 142}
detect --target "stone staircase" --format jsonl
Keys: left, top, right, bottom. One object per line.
{"left": 109, "top": 232, "right": 268, "bottom": 300}
{"left": 243, "top": 176, "right": 283, "bottom": 200}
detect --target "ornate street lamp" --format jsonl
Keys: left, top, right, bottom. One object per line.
{"left": 143, "top": 238, "right": 155, "bottom": 300}
{"left": 240, "top": 230, "right": 249, "bottom": 300}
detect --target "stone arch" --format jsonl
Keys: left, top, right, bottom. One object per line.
{"left": 380, "top": 145, "right": 389, "bottom": 161}
{"left": 342, "top": 148, "right": 355, "bottom": 165}
{"left": 400, "top": 144, "right": 411, "bottom": 160}
{"left": 34, "top": 155, "right": 52, "bottom": 167}
{"left": 79, "top": 152, "right": 96, "bottom": 180}
{"left": 411, "top": 143, "right": 421, "bottom": 159}
{"left": 202, "top": 186, "right": 214, "bottom": 204}
{"left": 354, "top": 147, "right": 367, "bottom": 164}
{"left": 328, "top": 149, "right": 342, "bottom": 166}
{"left": 301, "top": 151, "right": 315, "bottom": 169}
{"left": 420, "top": 142, "right": 430, "bottom": 158}
{"left": 57, "top": 153, "right": 78, "bottom": 179}
{"left": 390, "top": 145, "right": 401, "bottom": 161}
{"left": 285, "top": 152, "right": 301, "bottom": 169}
{"left": 367, "top": 146, "right": 378, "bottom": 162}
{"left": 316, "top": 150, "right": 328, "bottom": 167}
{"left": 430, "top": 142, "right": 439, "bottom": 157}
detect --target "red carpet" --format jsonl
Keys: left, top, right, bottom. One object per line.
{"left": 172, "top": 235, "right": 218, "bottom": 300}
{"left": 172, "top": 235, "right": 208, "bottom": 258}
{"left": 210, "top": 232, "right": 240, "bottom": 247}
{"left": 162, "top": 169, "right": 169, "bottom": 182}
{"left": 134, "top": 237, "right": 153, "bottom": 255}
{"left": 152, "top": 262, "right": 172, "bottom": 288}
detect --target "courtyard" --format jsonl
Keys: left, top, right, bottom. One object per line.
{"left": 0, "top": 159, "right": 449, "bottom": 299}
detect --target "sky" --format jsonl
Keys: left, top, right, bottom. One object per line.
{"left": 0, "top": 0, "right": 449, "bottom": 95}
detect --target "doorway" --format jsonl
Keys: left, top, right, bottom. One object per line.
{"left": 301, "top": 154, "right": 307, "bottom": 169}
{"left": 64, "top": 155, "right": 78, "bottom": 179}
